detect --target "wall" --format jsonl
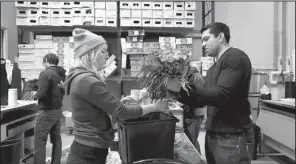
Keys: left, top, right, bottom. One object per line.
{"left": 215, "top": 2, "right": 276, "bottom": 69}
{"left": 1, "top": 2, "right": 18, "bottom": 62}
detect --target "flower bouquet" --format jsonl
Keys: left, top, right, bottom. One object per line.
{"left": 137, "top": 49, "right": 192, "bottom": 101}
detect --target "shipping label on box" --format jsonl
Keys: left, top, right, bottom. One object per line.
{"left": 131, "top": 18, "right": 142, "bottom": 27}
{"left": 40, "top": 9, "right": 50, "bottom": 17}
{"left": 106, "top": 2, "right": 117, "bottom": 10}
{"left": 152, "top": 10, "right": 162, "bottom": 18}
{"left": 95, "top": 9, "right": 106, "bottom": 18}
{"left": 120, "top": 9, "right": 131, "bottom": 18}
{"left": 152, "top": 2, "right": 163, "bottom": 10}
{"left": 120, "top": 18, "right": 131, "bottom": 26}
{"left": 142, "top": 18, "right": 153, "bottom": 27}
{"left": 142, "top": 2, "right": 152, "bottom": 9}
{"left": 174, "top": 2, "right": 185, "bottom": 10}
{"left": 163, "top": 2, "right": 173, "bottom": 10}
{"left": 142, "top": 10, "right": 152, "bottom": 18}
{"left": 95, "top": 17, "right": 106, "bottom": 26}
{"left": 163, "top": 18, "right": 174, "bottom": 27}
{"left": 185, "top": 2, "right": 196, "bottom": 10}
{"left": 106, "top": 9, "right": 117, "bottom": 18}
{"left": 131, "top": 9, "right": 142, "bottom": 18}
{"left": 153, "top": 19, "right": 163, "bottom": 27}
{"left": 95, "top": 2, "right": 105, "bottom": 9}
{"left": 120, "top": 2, "right": 131, "bottom": 9}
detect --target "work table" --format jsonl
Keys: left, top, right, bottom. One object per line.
{"left": 257, "top": 99, "right": 295, "bottom": 161}
{"left": 106, "top": 132, "right": 206, "bottom": 164}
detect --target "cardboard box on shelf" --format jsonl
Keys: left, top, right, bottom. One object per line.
{"left": 142, "top": 18, "right": 153, "bottom": 27}
{"left": 131, "top": 9, "right": 142, "bottom": 18}
{"left": 126, "top": 36, "right": 144, "bottom": 42}
{"left": 174, "top": 2, "right": 185, "bottom": 10}
{"left": 142, "top": 2, "right": 152, "bottom": 10}
{"left": 72, "top": 8, "right": 83, "bottom": 17}
{"left": 34, "top": 39, "right": 52, "bottom": 44}
{"left": 120, "top": 9, "right": 131, "bottom": 18}
{"left": 81, "top": 2, "right": 94, "bottom": 8}
{"left": 40, "top": 2, "right": 50, "bottom": 8}
{"left": 163, "top": 18, "right": 174, "bottom": 27}
{"left": 142, "top": 9, "right": 153, "bottom": 18}
{"left": 185, "top": 2, "right": 196, "bottom": 10}
{"left": 71, "top": 1, "right": 82, "bottom": 8}
{"left": 95, "top": 2, "right": 105, "bottom": 9}
{"left": 19, "top": 54, "right": 35, "bottom": 62}
{"left": 39, "top": 17, "right": 50, "bottom": 26}
{"left": 106, "top": 2, "right": 117, "bottom": 10}
{"left": 50, "top": 17, "right": 62, "bottom": 26}
{"left": 34, "top": 43, "right": 53, "bottom": 49}
{"left": 50, "top": 2, "right": 63, "bottom": 8}
{"left": 39, "top": 9, "right": 50, "bottom": 17}
{"left": 72, "top": 17, "right": 82, "bottom": 26}
{"left": 152, "top": 10, "right": 162, "bottom": 18}
{"left": 128, "top": 29, "right": 145, "bottom": 36}
{"left": 16, "top": 17, "right": 28, "bottom": 26}
{"left": 163, "top": 2, "right": 174, "bottom": 10}
{"left": 61, "top": 9, "right": 72, "bottom": 18}
{"left": 106, "top": 9, "right": 117, "bottom": 18}
{"left": 163, "top": 10, "right": 174, "bottom": 18}
{"left": 120, "top": 2, "right": 131, "bottom": 9}
{"left": 152, "top": 2, "right": 163, "bottom": 10}
{"left": 152, "top": 19, "right": 163, "bottom": 27}
{"left": 61, "top": 18, "right": 73, "bottom": 26}
{"left": 120, "top": 18, "right": 131, "bottom": 27}
{"left": 159, "top": 37, "right": 175, "bottom": 43}
{"left": 126, "top": 42, "right": 143, "bottom": 49}
{"left": 95, "top": 9, "right": 106, "bottom": 18}
{"left": 62, "top": 2, "right": 72, "bottom": 8}
{"left": 174, "top": 10, "right": 185, "bottom": 19}
{"left": 131, "top": 18, "right": 142, "bottom": 27}
{"left": 126, "top": 48, "right": 143, "bottom": 54}
{"left": 130, "top": 2, "right": 141, "bottom": 9}
{"left": 27, "top": 17, "right": 39, "bottom": 26}
{"left": 143, "top": 42, "right": 160, "bottom": 48}
{"left": 83, "top": 8, "right": 95, "bottom": 17}
{"left": 185, "top": 19, "right": 194, "bottom": 28}
{"left": 185, "top": 11, "right": 195, "bottom": 19}
{"left": 51, "top": 9, "right": 62, "bottom": 17}
{"left": 175, "top": 38, "right": 192, "bottom": 45}
{"left": 95, "top": 17, "right": 106, "bottom": 26}
{"left": 106, "top": 17, "right": 117, "bottom": 27}
{"left": 16, "top": 9, "right": 29, "bottom": 17}
{"left": 159, "top": 42, "right": 176, "bottom": 50}
{"left": 174, "top": 19, "right": 185, "bottom": 27}
{"left": 15, "top": 1, "right": 27, "bottom": 8}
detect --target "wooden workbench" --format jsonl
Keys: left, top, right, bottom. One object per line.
{"left": 257, "top": 99, "right": 295, "bottom": 162}
{"left": 106, "top": 132, "right": 206, "bottom": 164}
{"left": 1, "top": 100, "right": 38, "bottom": 158}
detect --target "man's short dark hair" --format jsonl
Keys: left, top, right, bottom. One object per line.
{"left": 43, "top": 53, "right": 59, "bottom": 65}
{"left": 200, "top": 22, "right": 231, "bottom": 44}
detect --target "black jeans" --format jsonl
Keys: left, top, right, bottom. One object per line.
{"left": 34, "top": 109, "right": 62, "bottom": 164}
{"left": 66, "top": 141, "right": 108, "bottom": 164}
{"left": 184, "top": 115, "right": 204, "bottom": 153}
{"left": 205, "top": 127, "right": 255, "bottom": 164}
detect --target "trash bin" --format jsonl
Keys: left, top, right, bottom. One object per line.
{"left": 1, "top": 139, "right": 21, "bottom": 164}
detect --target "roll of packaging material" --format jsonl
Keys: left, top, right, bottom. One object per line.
{"left": 8, "top": 88, "right": 18, "bottom": 106}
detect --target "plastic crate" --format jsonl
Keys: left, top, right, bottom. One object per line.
{"left": 118, "top": 112, "right": 178, "bottom": 164}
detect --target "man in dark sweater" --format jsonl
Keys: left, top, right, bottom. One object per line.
{"left": 168, "top": 22, "right": 254, "bottom": 164}
{"left": 34, "top": 53, "right": 66, "bottom": 164}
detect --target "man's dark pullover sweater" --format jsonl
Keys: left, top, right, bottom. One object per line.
{"left": 180, "top": 48, "right": 253, "bottom": 133}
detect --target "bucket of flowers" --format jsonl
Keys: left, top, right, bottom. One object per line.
{"left": 137, "top": 49, "right": 192, "bottom": 101}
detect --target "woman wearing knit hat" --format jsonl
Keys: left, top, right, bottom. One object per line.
{"left": 64, "top": 28, "right": 169, "bottom": 164}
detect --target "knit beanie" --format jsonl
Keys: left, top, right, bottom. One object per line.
{"left": 72, "top": 28, "right": 106, "bottom": 58}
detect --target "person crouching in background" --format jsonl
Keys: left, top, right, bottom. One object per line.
{"left": 64, "top": 28, "right": 169, "bottom": 164}
{"left": 34, "top": 53, "right": 66, "bottom": 164}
